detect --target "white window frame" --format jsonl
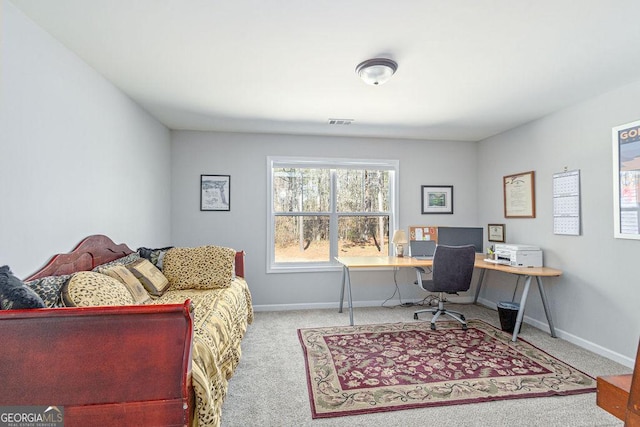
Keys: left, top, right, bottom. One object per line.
{"left": 267, "top": 156, "right": 399, "bottom": 273}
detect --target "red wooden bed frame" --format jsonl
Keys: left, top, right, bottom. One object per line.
{"left": 24, "top": 234, "right": 246, "bottom": 281}
{"left": 0, "top": 235, "right": 245, "bottom": 426}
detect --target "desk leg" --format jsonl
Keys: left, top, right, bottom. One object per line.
{"left": 536, "top": 276, "right": 557, "bottom": 338}
{"left": 512, "top": 275, "right": 532, "bottom": 342}
{"left": 338, "top": 265, "right": 354, "bottom": 326}
{"left": 338, "top": 266, "right": 346, "bottom": 313}
{"left": 473, "top": 269, "right": 487, "bottom": 304}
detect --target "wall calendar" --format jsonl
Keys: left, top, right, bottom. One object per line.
{"left": 553, "top": 169, "right": 581, "bottom": 235}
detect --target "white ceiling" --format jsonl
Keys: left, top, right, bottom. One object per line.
{"left": 11, "top": 0, "right": 640, "bottom": 141}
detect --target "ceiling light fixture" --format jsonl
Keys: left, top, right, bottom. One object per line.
{"left": 356, "top": 58, "right": 398, "bottom": 85}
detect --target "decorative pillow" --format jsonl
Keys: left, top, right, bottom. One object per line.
{"left": 99, "top": 265, "right": 152, "bottom": 304}
{"left": 91, "top": 252, "right": 141, "bottom": 272}
{"left": 0, "top": 265, "right": 46, "bottom": 310}
{"left": 126, "top": 259, "right": 170, "bottom": 297}
{"left": 137, "top": 246, "right": 173, "bottom": 270}
{"left": 61, "top": 271, "right": 135, "bottom": 307}
{"left": 163, "top": 246, "right": 236, "bottom": 291}
{"left": 24, "top": 274, "right": 71, "bottom": 308}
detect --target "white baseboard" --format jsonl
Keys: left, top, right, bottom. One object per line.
{"left": 252, "top": 295, "right": 476, "bottom": 312}
{"left": 521, "top": 314, "right": 634, "bottom": 368}
{"left": 254, "top": 297, "right": 635, "bottom": 369}
{"left": 253, "top": 300, "right": 403, "bottom": 312}
{"left": 476, "top": 297, "right": 634, "bottom": 368}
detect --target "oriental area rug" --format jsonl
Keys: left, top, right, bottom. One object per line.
{"left": 297, "top": 320, "right": 596, "bottom": 419}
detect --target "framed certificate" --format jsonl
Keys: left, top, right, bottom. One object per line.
{"left": 503, "top": 171, "right": 535, "bottom": 218}
{"left": 488, "top": 224, "right": 505, "bottom": 242}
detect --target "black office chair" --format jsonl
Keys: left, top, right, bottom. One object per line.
{"left": 413, "top": 244, "right": 476, "bottom": 330}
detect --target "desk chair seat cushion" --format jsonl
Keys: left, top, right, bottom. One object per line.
{"left": 420, "top": 245, "right": 475, "bottom": 293}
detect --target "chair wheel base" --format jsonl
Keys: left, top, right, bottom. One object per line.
{"left": 462, "top": 324, "right": 468, "bottom": 330}
{"left": 430, "top": 323, "right": 436, "bottom": 330}
{"left": 413, "top": 314, "right": 419, "bottom": 320}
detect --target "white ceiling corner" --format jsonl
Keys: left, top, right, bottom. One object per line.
{"left": 10, "top": 0, "right": 640, "bottom": 141}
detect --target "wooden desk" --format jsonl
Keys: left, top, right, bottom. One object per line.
{"left": 336, "top": 255, "right": 562, "bottom": 342}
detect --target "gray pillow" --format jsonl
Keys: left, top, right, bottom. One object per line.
{"left": 137, "top": 246, "right": 173, "bottom": 270}
{"left": 0, "top": 265, "right": 46, "bottom": 310}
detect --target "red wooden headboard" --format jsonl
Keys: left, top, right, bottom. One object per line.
{"left": 25, "top": 234, "right": 246, "bottom": 280}
{"left": 26, "top": 235, "right": 134, "bottom": 281}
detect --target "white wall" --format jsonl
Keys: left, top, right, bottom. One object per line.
{"left": 0, "top": 1, "right": 171, "bottom": 278}
{"left": 170, "top": 131, "right": 478, "bottom": 309}
{"left": 173, "top": 111, "right": 639, "bottom": 366}
{"left": 4, "top": 0, "right": 636, "bottom": 367}
{"left": 477, "top": 80, "right": 640, "bottom": 365}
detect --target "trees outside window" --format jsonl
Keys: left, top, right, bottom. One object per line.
{"left": 268, "top": 157, "right": 398, "bottom": 272}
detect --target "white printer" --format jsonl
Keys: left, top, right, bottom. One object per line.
{"left": 494, "top": 244, "right": 543, "bottom": 267}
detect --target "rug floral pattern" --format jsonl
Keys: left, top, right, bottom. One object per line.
{"left": 298, "top": 320, "right": 596, "bottom": 418}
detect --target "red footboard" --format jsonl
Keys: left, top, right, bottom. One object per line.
{"left": 0, "top": 302, "right": 194, "bottom": 427}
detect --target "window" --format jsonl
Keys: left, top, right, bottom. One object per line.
{"left": 267, "top": 157, "right": 399, "bottom": 272}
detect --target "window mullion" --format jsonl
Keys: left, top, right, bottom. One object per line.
{"left": 329, "top": 169, "right": 338, "bottom": 262}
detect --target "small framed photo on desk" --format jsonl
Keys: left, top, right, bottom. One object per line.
{"left": 488, "top": 224, "right": 505, "bottom": 242}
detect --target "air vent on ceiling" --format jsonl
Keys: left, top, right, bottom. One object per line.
{"left": 328, "top": 118, "right": 354, "bottom": 125}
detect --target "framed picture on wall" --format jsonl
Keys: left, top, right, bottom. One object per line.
{"left": 503, "top": 171, "right": 536, "bottom": 218}
{"left": 613, "top": 119, "right": 640, "bottom": 239}
{"left": 421, "top": 185, "right": 453, "bottom": 214}
{"left": 200, "top": 175, "right": 230, "bottom": 211}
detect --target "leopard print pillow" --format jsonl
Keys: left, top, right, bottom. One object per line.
{"left": 61, "top": 271, "right": 135, "bottom": 307}
{"left": 25, "top": 274, "right": 71, "bottom": 308}
{"left": 91, "top": 253, "right": 140, "bottom": 271}
{"left": 163, "top": 246, "right": 235, "bottom": 291}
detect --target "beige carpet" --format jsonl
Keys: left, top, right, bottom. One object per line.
{"left": 221, "top": 304, "right": 630, "bottom": 426}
